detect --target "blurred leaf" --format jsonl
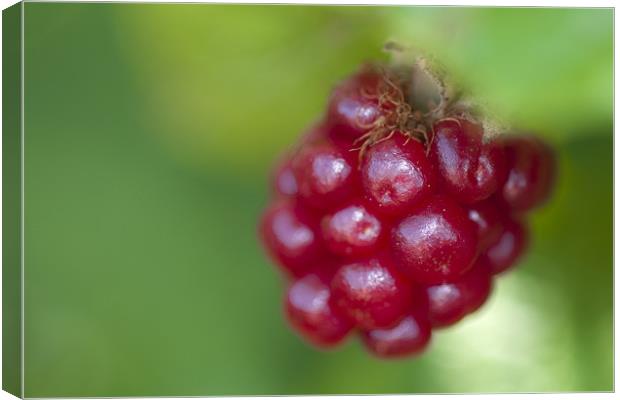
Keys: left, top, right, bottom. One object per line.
{"left": 389, "top": 8, "right": 613, "bottom": 142}
{"left": 118, "top": 5, "right": 389, "bottom": 174}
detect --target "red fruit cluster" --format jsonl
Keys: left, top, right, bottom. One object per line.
{"left": 259, "top": 64, "right": 556, "bottom": 359}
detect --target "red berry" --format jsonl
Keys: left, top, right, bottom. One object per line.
{"left": 483, "top": 215, "right": 529, "bottom": 275}
{"left": 391, "top": 195, "right": 478, "bottom": 284}
{"left": 327, "top": 67, "right": 399, "bottom": 141}
{"left": 272, "top": 156, "right": 298, "bottom": 197}
{"left": 498, "top": 136, "right": 556, "bottom": 212}
{"left": 321, "top": 200, "right": 383, "bottom": 258}
{"left": 259, "top": 62, "right": 557, "bottom": 358}
{"left": 361, "top": 134, "right": 435, "bottom": 217}
{"left": 285, "top": 273, "right": 354, "bottom": 348}
{"left": 466, "top": 199, "right": 503, "bottom": 252}
{"left": 430, "top": 118, "right": 507, "bottom": 204}
{"left": 425, "top": 260, "right": 493, "bottom": 328}
{"left": 331, "top": 256, "right": 412, "bottom": 330}
{"left": 361, "top": 313, "right": 431, "bottom": 358}
{"left": 259, "top": 200, "right": 324, "bottom": 277}
{"left": 292, "top": 140, "right": 357, "bottom": 211}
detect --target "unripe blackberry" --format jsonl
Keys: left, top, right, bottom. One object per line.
{"left": 258, "top": 56, "right": 556, "bottom": 358}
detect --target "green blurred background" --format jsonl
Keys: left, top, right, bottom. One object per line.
{"left": 21, "top": 4, "right": 612, "bottom": 396}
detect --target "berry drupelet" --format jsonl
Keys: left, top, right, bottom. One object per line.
{"left": 259, "top": 60, "right": 556, "bottom": 358}
{"left": 361, "top": 312, "right": 431, "bottom": 358}
{"left": 430, "top": 118, "right": 507, "bottom": 204}
{"left": 331, "top": 255, "right": 413, "bottom": 330}
{"left": 361, "top": 133, "right": 435, "bottom": 217}
{"left": 321, "top": 200, "right": 384, "bottom": 258}
{"left": 390, "top": 195, "right": 478, "bottom": 285}
{"left": 285, "top": 272, "right": 354, "bottom": 347}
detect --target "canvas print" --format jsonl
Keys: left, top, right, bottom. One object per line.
{"left": 2, "top": 3, "right": 613, "bottom": 397}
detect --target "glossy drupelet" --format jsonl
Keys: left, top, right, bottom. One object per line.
{"left": 425, "top": 260, "right": 493, "bottom": 327}
{"left": 430, "top": 118, "right": 507, "bottom": 204}
{"left": 497, "top": 136, "right": 556, "bottom": 212}
{"left": 259, "top": 199, "right": 324, "bottom": 277}
{"left": 361, "top": 312, "right": 432, "bottom": 358}
{"left": 321, "top": 200, "right": 384, "bottom": 258}
{"left": 285, "top": 272, "right": 354, "bottom": 347}
{"left": 331, "top": 255, "right": 413, "bottom": 330}
{"left": 326, "top": 67, "right": 401, "bottom": 142}
{"left": 390, "top": 195, "right": 478, "bottom": 284}
{"left": 361, "top": 134, "right": 435, "bottom": 217}
{"left": 292, "top": 140, "right": 358, "bottom": 211}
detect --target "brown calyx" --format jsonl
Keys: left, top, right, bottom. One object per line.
{"left": 352, "top": 64, "right": 427, "bottom": 160}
